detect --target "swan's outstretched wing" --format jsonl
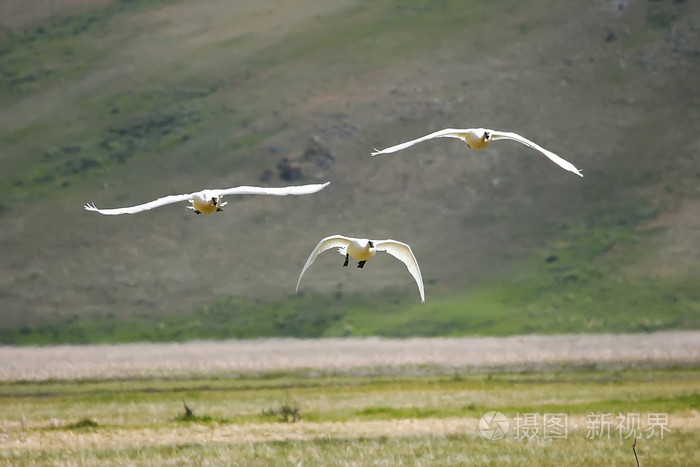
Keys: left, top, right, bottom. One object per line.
{"left": 296, "top": 235, "right": 354, "bottom": 291}
{"left": 489, "top": 130, "right": 583, "bottom": 177}
{"left": 215, "top": 182, "right": 330, "bottom": 198}
{"left": 371, "top": 128, "right": 474, "bottom": 156}
{"left": 84, "top": 193, "right": 195, "bottom": 215}
{"left": 375, "top": 239, "right": 425, "bottom": 302}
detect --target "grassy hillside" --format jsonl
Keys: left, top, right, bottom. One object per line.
{"left": 1, "top": 0, "right": 698, "bottom": 344}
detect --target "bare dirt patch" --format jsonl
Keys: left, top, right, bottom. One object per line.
{"left": 628, "top": 199, "right": 700, "bottom": 279}
{"left": 2, "top": 332, "right": 698, "bottom": 381}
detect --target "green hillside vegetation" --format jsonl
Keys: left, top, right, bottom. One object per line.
{"left": 1, "top": 0, "right": 698, "bottom": 344}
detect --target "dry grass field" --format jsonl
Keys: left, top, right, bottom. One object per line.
{"left": 1, "top": 333, "right": 699, "bottom": 465}
{"left": 2, "top": 331, "right": 699, "bottom": 381}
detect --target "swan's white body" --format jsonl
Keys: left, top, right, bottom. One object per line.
{"left": 84, "top": 182, "right": 330, "bottom": 215}
{"left": 372, "top": 128, "right": 583, "bottom": 177}
{"left": 296, "top": 234, "right": 425, "bottom": 302}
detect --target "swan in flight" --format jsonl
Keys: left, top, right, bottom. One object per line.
{"left": 371, "top": 128, "right": 583, "bottom": 177}
{"left": 84, "top": 182, "right": 330, "bottom": 215}
{"left": 296, "top": 235, "right": 425, "bottom": 302}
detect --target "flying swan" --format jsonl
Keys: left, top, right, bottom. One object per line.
{"left": 296, "top": 235, "right": 425, "bottom": 302}
{"left": 371, "top": 128, "right": 583, "bottom": 177}
{"left": 84, "top": 182, "right": 330, "bottom": 215}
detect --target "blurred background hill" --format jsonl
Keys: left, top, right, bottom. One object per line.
{"left": 0, "top": 0, "right": 698, "bottom": 344}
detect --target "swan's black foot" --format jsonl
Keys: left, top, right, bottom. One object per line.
{"left": 343, "top": 254, "right": 349, "bottom": 267}
{"left": 216, "top": 207, "right": 224, "bottom": 212}
{"left": 194, "top": 210, "right": 201, "bottom": 215}
{"left": 357, "top": 260, "right": 366, "bottom": 269}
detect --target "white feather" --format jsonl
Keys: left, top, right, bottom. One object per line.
{"left": 296, "top": 234, "right": 425, "bottom": 303}
{"left": 372, "top": 127, "right": 583, "bottom": 177}
{"left": 85, "top": 182, "right": 330, "bottom": 215}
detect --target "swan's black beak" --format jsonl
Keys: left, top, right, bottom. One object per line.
{"left": 211, "top": 198, "right": 218, "bottom": 206}
{"left": 368, "top": 241, "right": 374, "bottom": 248}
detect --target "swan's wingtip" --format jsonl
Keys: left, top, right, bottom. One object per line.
{"left": 370, "top": 148, "right": 381, "bottom": 157}
{"left": 84, "top": 203, "right": 97, "bottom": 212}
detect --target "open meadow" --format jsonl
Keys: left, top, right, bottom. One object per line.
{"left": 2, "top": 333, "right": 698, "bottom": 465}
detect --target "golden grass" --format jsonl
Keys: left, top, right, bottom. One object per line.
{"left": 2, "top": 419, "right": 698, "bottom": 466}
{"left": 1, "top": 334, "right": 698, "bottom": 465}
{"left": 3, "top": 414, "right": 699, "bottom": 451}
{"left": 1, "top": 379, "right": 697, "bottom": 462}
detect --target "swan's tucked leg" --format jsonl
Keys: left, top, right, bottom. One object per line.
{"left": 357, "top": 260, "right": 366, "bottom": 269}
{"left": 194, "top": 210, "right": 201, "bottom": 215}
{"left": 343, "top": 254, "right": 349, "bottom": 267}
{"left": 216, "top": 207, "right": 223, "bottom": 212}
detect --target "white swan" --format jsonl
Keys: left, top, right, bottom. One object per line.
{"left": 84, "top": 182, "right": 330, "bottom": 215}
{"left": 371, "top": 128, "right": 583, "bottom": 177}
{"left": 296, "top": 235, "right": 425, "bottom": 302}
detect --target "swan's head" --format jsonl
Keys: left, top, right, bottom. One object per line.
{"left": 197, "top": 190, "right": 220, "bottom": 207}
{"left": 464, "top": 129, "right": 492, "bottom": 150}
{"left": 356, "top": 239, "right": 374, "bottom": 250}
